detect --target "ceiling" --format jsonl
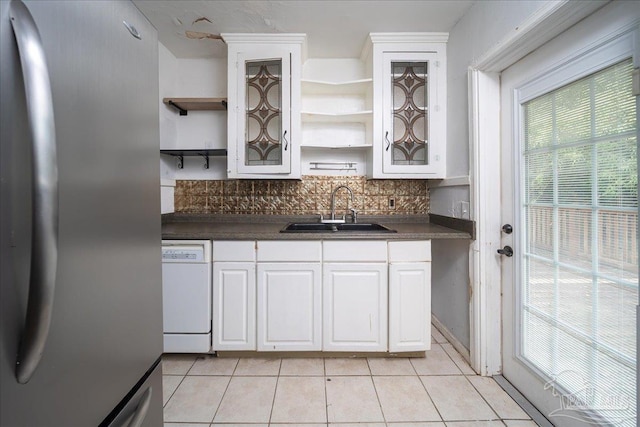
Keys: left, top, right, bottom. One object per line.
{"left": 133, "top": 1, "right": 475, "bottom": 59}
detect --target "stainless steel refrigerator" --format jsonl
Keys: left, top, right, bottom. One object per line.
{"left": 1, "top": 0, "right": 164, "bottom": 425}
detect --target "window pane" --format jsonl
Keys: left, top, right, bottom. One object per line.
{"left": 521, "top": 58, "right": 637, "bottom": 426}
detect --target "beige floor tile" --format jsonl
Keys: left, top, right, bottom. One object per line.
{"left": 410, "top": 345, "right": 462, "bottom": 376}
{"left": 440, "top": 343, "right": 475, "bottom": 375}
{"left": 271, "top": 425, "right": 326, "bottom": 427}
{"left": 162, "top": 375, "right": 183, "bottom": 406}
{"left": 368, "top": 357, "right": 416, "bottom": 375}
{"left": 162, "top": 354, "right": 198, "bottom": 375}
{"left": 271, "top": 377, "right": 328, "bottom": 423}
{"left": 233, "top": 357, "right": 281, "bottom": 376}
{"left": 373, "top": 376, "right": 441, "bottom": 422}
{"left": 445, "top": 422, "right": 506, "bottom": 427}
{"left": 326, "top": 376, "right": 384, "bottom": 422}
{"left": 468, "top": 376, "right": 530, "bottom": 419}
{"left": 213, "top": 376, "right": 277, "bottom": 423}
{"left": 421, "top": 376, "right": 497, "bottom": 421}
{"left": 387, "top": 423, "right": 446, "bottom": 427}
{"left": 280, "top": 358, "right": 325, "bottom": 376}
{"left": 328, "top": 424, "right": 386, "bottom": 427}
{"left": 163, "top": 423, "right": 211, "bottom": 427}
{"left": 503, "top": 421, "right": 539, "bottom": 427}
{"left": 431, "top": 325, "right": 448, "bottom": 343}
{"left": 163, "top": 376, "right": 230, "bottom": 423}
{"left": 163, "top": 424, "right": 211, "bottom": 427}
{"left": 324, "top": 358, "right": 370, "bottom": 376}
{"left": 188, "top": 355, "right": 238, "bottom": 376}
{"left": 213, "top": 425, "right": 268, "bottom": 427}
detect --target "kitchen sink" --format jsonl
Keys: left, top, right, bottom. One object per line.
{"left": 281, "top": 222, "right": 396, "bottom": 233}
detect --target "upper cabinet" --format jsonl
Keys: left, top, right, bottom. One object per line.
{"left": 367, "top": 33, "right": 448, "bottom": 179}
{"left": 222, "top": 34, "right": 306, "bottom": 179}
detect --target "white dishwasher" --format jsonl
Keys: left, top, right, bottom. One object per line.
{"left": 161, "top": 240, "right": 212, "bottom": 353}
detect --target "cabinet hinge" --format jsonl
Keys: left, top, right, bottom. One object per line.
{"left": 633, "top": 68, "right": 640, "bottom": 97}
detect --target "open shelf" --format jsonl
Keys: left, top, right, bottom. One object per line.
{"left": 163, "top": 97, "right": 228, "bottom": 115}
{"left": 160, "top": 149, "right": 227, "bottom": 169}
{"left": 301, "top": 78, "right": 372, "bottom": 95}
{"left": 301, "top": 110, "right": 372, "bottom": 123}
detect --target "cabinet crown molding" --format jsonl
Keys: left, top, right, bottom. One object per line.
{"left": 369, "top": 32, "right": 449, "bottom": 43}
{"left": 221, "top": 33, "right": 307, "bottom": 45}
{"left": 362, "top": 32, "right": 449, "bottom": 60}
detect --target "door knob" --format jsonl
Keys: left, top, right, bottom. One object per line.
{"left": 502, "top": 224, "right": 513, "bottom": 234}
{"left": 497, "top": 246, "right": 514, "bottom": 257}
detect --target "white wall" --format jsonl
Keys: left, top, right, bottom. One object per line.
{"left": 159, "top": 42, "right": 229, "bottom": 212}
{"left": 431, "top": 1, "right": 555, "bottom": 350}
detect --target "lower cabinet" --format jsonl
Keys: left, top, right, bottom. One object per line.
{"left": 257, "top": 263, "right": 322, "bottom": 351}
{"left": 323, "top": 263, "right": 388, "bottom": 351}
{"left": 211, "top": 239, "right": 431, "bottom": 353}
{"left": 212, "top": 241, "right": 257, "bottom": 351}
{"left": 212, "top": 262, "right": 256, "bottom": 351}
{"left": 389, "top": 262, "right": 431, "bottom": 352}
{"left": 388, "top": 240, "right": 432, "bottom": 352}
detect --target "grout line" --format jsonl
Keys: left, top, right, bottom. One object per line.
{"left": 323, "top": 357, "right": 330, "bottom": 424}
{"left": 493, "top": 375, "right": 554, "bottom": 427}
{"left": 208, "top": 373, "right": 233, "bottom": 424}
{"left": 267, "top": 359, "right": 283, "bottom": 424}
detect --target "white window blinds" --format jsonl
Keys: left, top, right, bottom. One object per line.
{"left": 522, "top": 58, "right": 637, "bottom": 426}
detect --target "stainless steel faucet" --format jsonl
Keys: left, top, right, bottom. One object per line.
{"left": 321, "top": 185, "right": 357, "bottom": 224}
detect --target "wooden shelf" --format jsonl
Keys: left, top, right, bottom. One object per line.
{"left": 163, "top": 97, "right": 228, "bottom": 115}
{"left": 160, "top": 149, "right": 227, "bottom": 157}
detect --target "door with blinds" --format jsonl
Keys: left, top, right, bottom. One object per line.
{"left": 500, "top": 12, "right": 638, "bottom": 427}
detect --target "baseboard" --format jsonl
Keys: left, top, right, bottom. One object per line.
{"left": 431, "top": 314, "right": 471, "bottom": 364}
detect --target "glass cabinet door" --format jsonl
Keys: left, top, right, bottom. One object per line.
{"left": 237, "top": 50, "right": 291, "bottom": 174}
{"left": 382, "top": 52, "right": 439, "bottom": 175}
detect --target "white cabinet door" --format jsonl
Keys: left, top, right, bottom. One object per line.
{"left": 257, "top": 263, "right": 322, "bottom": 351}
{"left": 369, "top": 34, "right": 447, "bottom": 179}
{"left": 323, "top": 263, "right": 388, "bottom": 351}
{"left": 212, "top": 262, "right": 256, "bottom": 351}
{"left": 389, "top": 262, "right": 431, "bottom": 352}
{"left": 224, "top": 34, "right": 305, "bottom": 179}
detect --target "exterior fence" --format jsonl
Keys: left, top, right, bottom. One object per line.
{"left": 527, "top": 205, "right": 638, "bottom": 274}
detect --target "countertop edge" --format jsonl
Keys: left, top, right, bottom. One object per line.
{"left": 161, "top": 214, "right": 472, "bottom": 241}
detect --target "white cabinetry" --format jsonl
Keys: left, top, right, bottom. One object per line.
{"left": 256, "top": 241, "right": 322, "bottom": 351}
{"left": 322, "top": 241, "right": 388, "bottom": 351}
{"left": 368, "top": 33, "right": 448, "bottom": 178}
{"left": 223, "top": 34, "right": 305, "bottom": 179}
{"left": 212, "top": 241, "right": 256, "bottom": 351}
{"left": 210, "top": 239, "right": 432, "bottom": 354}
{"left": 301, "top": 59, "right": 372, "bottom": 149}
{"left": 388, "top": 241, "right": 432, "bottom": 352}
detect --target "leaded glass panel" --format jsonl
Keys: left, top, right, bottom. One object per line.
{"left": 391, "top": 61, "right": 428, "bottom": 166}
{"left": 245, "top": 59, "right": 282, "bottom": 166}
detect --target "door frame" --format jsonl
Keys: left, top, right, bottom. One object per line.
{"left": 467, "top": 0, "right": 611, "bottom": 375}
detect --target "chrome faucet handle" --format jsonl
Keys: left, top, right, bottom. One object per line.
{"left": 349, "top": 208, "right": 358, "bottom": 223}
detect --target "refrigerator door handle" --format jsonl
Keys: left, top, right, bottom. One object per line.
{"left": 127, "top": 387, "right": 152, "bottom": 427}
{"left": 9, "top": 0, "right": 59, "bottom": 385}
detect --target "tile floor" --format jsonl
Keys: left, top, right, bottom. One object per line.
{"left": 162, "top": 325, "right": 540, "bottom": 427}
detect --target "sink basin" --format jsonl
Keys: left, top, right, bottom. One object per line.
{"left": 281, "top": 222, "right": 396, "bottom": 233}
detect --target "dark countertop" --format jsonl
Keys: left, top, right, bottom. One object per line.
{"left": 162, "top": 214, "right": 472, "bottom": 240}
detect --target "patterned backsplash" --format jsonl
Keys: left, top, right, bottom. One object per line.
{"left": 174, "top": 175, "right": 429, "bottom": 215}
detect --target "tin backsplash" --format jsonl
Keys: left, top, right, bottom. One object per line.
{"left": 174, "top": 176, "right": 429, "bottom": 215}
